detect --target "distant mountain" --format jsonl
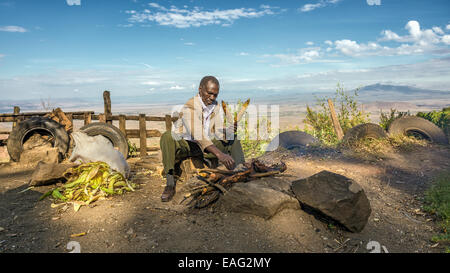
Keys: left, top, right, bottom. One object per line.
{"left": 357, "top": 83, "right": 449, "bottom": 95}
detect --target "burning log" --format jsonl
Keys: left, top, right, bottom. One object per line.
{"left": 182, "top": 159, "right": 287, "bottom": 209}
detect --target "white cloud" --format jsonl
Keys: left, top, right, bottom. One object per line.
{"left": 66, "top": 0, "right": 81, "bottom": 6}
{"left": 366, "top": 0, "right": 381, "bottom": 6}
{"left": 300, "top": 3, "right": 325, "bottom": 12}
{"left": 264, "top": 48, "right": 321, "bottom": 64}
{"left": 170, "top": 85, "right": 184, "bottom": 90}
{"left": 306, "top": 41, "right": 314, "bottom": 46}
{"left": 141, "top": 81, "right": 162, "bottom": 86}
{"left": 238, "top": 52, "right": 249, "bottom": 56}
{"left": 380, "top": 20, "right": 441, "bottom": 45}
{"left": 299, "top": 0, "right": 341, "bottom": 12}
{"left": 127, "top": 3, "right": 281, "bottom": 28}
{"left": 0, "top": 25, "right": 27, "bottom": 32}
{"left": 432, "top": 26, "right": 444, "bottom": 35}
{"left": 447, "top": 24, "right": 450, "bottom": 30}
{"left": 330, "top": 20, "right": 450, "bottom": 57}
{"left": 264, "top": 20, "right": 450, "bottom": 66}
{"left": 184, "top": 42, "right": 195, "bottom": 46}
{"left": 334, "top": 39, "right": 384, "bottom": 56}
{"left": 442, "top": 35, "right": 450, "bottom": 45}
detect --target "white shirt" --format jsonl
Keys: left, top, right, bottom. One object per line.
{"left": 198, "top": 94, "right": 216, "bottom": 137}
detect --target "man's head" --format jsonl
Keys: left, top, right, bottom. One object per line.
{"left": 198, "top": 76, "right": 219, "bottom": 106}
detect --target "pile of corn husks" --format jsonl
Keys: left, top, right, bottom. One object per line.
{"left": 40, "top": 162, "right": 136, "bottom": 211}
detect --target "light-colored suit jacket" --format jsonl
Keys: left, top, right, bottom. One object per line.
{"left": 174, "top": 95, "right": 226, "bottom": 151}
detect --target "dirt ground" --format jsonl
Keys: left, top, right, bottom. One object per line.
{"left": 0, "top": 143, "right": 449, "bottom": 253}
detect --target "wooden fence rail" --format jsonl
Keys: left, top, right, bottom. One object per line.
{"left": 0, "top": 90, "right": 178, "bottom": 157}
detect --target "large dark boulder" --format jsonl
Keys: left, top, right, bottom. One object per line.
{"left": 291, "top": 170, "right": 371, "bottom": 232}
{"left": 215, "top": 178, "right": 300, "bottom": 219}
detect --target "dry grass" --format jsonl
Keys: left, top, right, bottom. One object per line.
{"left": 340, "top": 135, "right": 429, "bottom": 160}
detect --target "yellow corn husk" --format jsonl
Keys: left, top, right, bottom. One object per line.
{"left": 39, "top": 161, "right": 134, "bottom": 208}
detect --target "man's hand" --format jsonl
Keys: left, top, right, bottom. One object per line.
{"left": 205, "top": 144, "right": 235, "bottom": 170}
{"left": 217, "top": 152, "right": 235, "bottom": 170}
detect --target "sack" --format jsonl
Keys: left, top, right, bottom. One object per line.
{"left": 69, "top": 131, "right": 130, "bottom": 178}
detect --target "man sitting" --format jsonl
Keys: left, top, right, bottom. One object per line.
{"left": 160, "top": 76, "right": 245, "bottom": 202}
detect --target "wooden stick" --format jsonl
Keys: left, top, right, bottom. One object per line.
{"left": 12, "top": 106, "right": 20, "bottom": 128}
{"left": 327, "top": 99, "right": 344, "bottom": 140}
{"left": 84, "top": 112, "right": 92, "bottom": 125}
{"left": 103, "top": 90, "right": 112, "bottom": 125}
{"left": 139, "top": 114, "right": 147, "bottom": 156}
{"left": 165, "top": 114, "right": 172, "bottom": 132}
{"left": 198, "top": 168, "right": 237, "bottom": 175}
{"left": 249, "top": 171, "right": 280, "bottom": 178}
{"left": 119, "top": 115, "right": 126, "bottom": 136}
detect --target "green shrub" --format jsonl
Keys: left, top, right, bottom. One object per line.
{"left": 224, "top": 100, "right": 271, "bottom": 159}
{"left": 379, "top": 109, "right": 410, "bottom": 130}
{"left": 416, "top": 107, "right": 450, "bottom": 137}
{"left": 304, "top": 83, "right": 370, "bottom": 146}
{"left": 423, "top": 171, "right": 450, "bottom": 247}
{"left": 127, "top": 139, "right": 138, "bottom": 157}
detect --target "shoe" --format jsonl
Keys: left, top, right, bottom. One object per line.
{"left": 161, "top": 185, "right": 176, "bottom": 202}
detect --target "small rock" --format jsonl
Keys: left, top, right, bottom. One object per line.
{"left": 29, "top": 162, "right": 77, "bottom": 186}
{"left": 0, "top": 227, "right": 5, "bottom": 232}
{"left": 126, "top": 228, "right": 134, "bottom": 235}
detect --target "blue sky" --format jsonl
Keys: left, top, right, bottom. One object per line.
{"left": 0, "top": 0, "right": 449, "bottom": 101}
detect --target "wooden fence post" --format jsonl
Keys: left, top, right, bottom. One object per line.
{"left": 139, "top": 114, "right": 147, "bottom": 156}
{"left": 13, "top": 106, "right": 20, "bottom": 128}
{"left": 103, "top": 90, "right": 112, "bottom": 125}
{"left": 84, "top": 112, "right": 92, "bottom": 125}
{"left": 66, "top": 113, "right": 73, "bottom": 132}
{"left": 165, "top": 114, "right": 172, "bottom": 132}
{"left": 119, "top": 115, "right": 126, "bottom": 136}
{"left": 327, "top": 99, "right": 344, "bottom": 140}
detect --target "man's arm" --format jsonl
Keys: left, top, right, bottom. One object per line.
{"left": 181, "top": 99, "right": 235, "bottom": 170}
{"left": 204, "top": 144, "right": 235, "bottom": 170}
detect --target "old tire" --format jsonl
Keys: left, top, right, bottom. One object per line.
{"left": 266, "top": 131, "right": 319, "bottom": 152}
{"left": 7, "top": 117, "right": 69, "bottom": 162}
{"left": 388, "top": 116, "right": 448, "bottom": 144}
{"left": 342, "top": 123, "right": 387, "bottom": 145}
{"left": 79, "top": 122, "right": 129, "bottom": 158}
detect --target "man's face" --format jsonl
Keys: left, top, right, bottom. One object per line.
{"left": 199, "top": 81, "right": 219, "bottom": 106}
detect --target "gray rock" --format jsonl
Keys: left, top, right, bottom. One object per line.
{"left": 291, "top": 170, "right": 371, "bottom": 232}
{"left": 216, "top": 180, "right": 300, "bottom": 219}
{"left": 29, "top": 161, "right": 77, "bottom": 186}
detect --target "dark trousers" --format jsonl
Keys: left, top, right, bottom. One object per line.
{"left": 159, "top": 131, "right": 245, "bottom": 176}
